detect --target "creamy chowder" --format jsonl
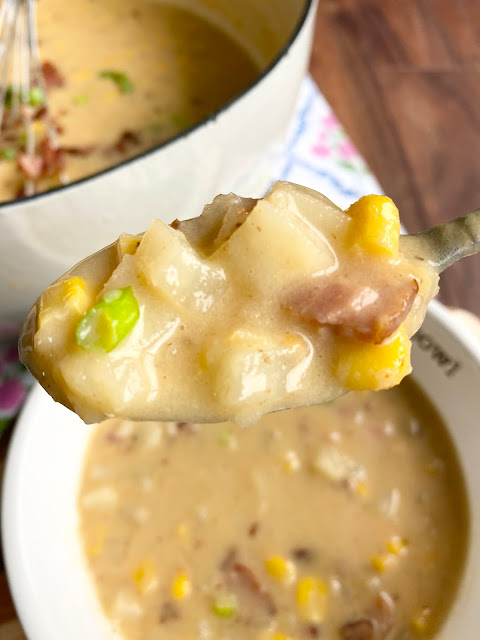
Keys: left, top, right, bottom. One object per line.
{"left": 20, "top": 182, "right": 439, "bottom": 425}
{"left": 78, "top": 378, "right": 468, "bottom": 640}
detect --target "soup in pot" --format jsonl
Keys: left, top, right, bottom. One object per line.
{"left": 78, "top": 378, "right": 468, "bottom": 640}
{"left": 0, "top": 0, "right": 259, "bottom": 201}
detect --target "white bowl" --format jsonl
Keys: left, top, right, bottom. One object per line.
{"left": 2, "top": 299, "right": 480, "bottom": 639}
{"left": 0, "top": 0, "right": 318, "bottom": 326}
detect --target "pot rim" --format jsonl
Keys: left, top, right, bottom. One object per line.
{"left": 0, "top": 0, "right": 315, "bottom": 214}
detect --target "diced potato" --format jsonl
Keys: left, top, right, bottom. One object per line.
{"left": 266, "top": 180, "right": 350, "bottom": 240}
{"left": 135, "top": 219, "right": 226, "bottom": 312}
{"left": 313, "top": 446, "right": 366, "bottom": 489}
{"left": 112, "top": 589, "right": 142, "bottom": 619}
{"left": 345, "top": 195, "right": 400, "bottom": 257}
{"left": 206, "top": 330, "right": 311, "bottom": 412}
{"left": 213, "top": 195, "right": 339, "bottom": 295}
{"left": 81, "top": 486, "right": 117, "bottom": 510}
{"left": 334, "top": 327, "right": 411, "bottom": 391}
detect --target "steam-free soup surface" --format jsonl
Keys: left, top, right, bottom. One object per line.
{"left": 78, "top": 379, "right": 468, "bottom": 640}
{"left": 0, "top": 0, "right": 259, "bottom": 201}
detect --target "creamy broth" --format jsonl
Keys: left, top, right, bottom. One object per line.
{"left": 78, "top": 379, "right": 468, "bottom": 640}
{"left": 0, "top": 0, "right": 259, "bottom": 201}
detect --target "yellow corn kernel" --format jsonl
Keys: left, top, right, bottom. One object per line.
{"left": 259, "top": 633, "right": 294, "bottom": 640}
{"left": 132, "top": 558, "right": 158, "bottom": 594}
{"left": 38, "top": 277, "right": 90, "bottom": 328}
{"left": 345, "top": 194, "right": 400, "bottom": 257}
{"left": 371, "top": 553, "right": 395, "bottom": 573}
{"left": 355, "top": 481, "right": 368, "bottom": 497}
{"left": 265, "top": 556, "right": 296, "bottom": 585}
{"left": 334, "top": 327, "right": 411, "bottom": 391}
{"left": 282, "top": 450, "right": 301, "bottom": 473}
{"left": 86, "top": 522, "right": 106, "bottom": 558}
{"left": 296, "top": 577, "right": 328, "bottom": 623}
{"left": 171, "top": 572, "right": 192, "bottom": 600}
{"left": 387, "top": 536, "right": 408, "bottom": 556}
{"left": 117, "top": 233, "right": 142, "bottom": 261}
{"left": 411, "top": 607, "right": 431, "bottom": 633}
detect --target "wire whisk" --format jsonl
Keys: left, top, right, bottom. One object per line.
{"left": 0, "top": 0, "right": 65, "bottom": 196}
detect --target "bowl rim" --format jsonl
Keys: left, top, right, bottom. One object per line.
{"left": 0, "top": 0, "right": 315, "bottom": 214}
{"left": 2, "top": 298, "right": 480, "bottom": 639}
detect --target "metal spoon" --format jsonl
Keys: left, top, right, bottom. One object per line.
{"left": 400, "top": 208, "right": 480, "bottom": 272}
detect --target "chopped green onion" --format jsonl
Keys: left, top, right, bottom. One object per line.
{"left": 0, "top": 148, "right": 16, "bottom": 160}
{"left": 218, "top": 429, "right": 236, "bottom": 450}
{"left": 4, "top": 87, "right": 14, "bottom": 109}
{"left": 29, "top": 86, "right": 45, "bottom": 107}
{"left": 99, "top": 70, "right": 134, "bottom": 94}
{"left": 73, "top": 94, "right": 89, "bottom": 106}
{"left": 212, "top": 593, "right": 237, "bottom": 618}
{"left": 76, "top": 286, "right": 139, "bottom": 353}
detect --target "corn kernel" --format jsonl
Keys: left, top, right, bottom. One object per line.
{"left": 387, "top": 536, "right": 408, "bottom": 556}
{"left": 296, "top": 577, "right": 328, "bottom": 623}
{"left": 411, "top": 606, "right": 431, "bottom": 633}
{"left": 132, "top": 558, "right": 158, "bottom": 594}
{"left": 356, "top": 481, "right": 368, "bottom": 497}
{"left": 334, "top": 327, "right": 411, "bottom": 391}
{"left": 345, "top": 195, "right": 400, "bottom": 257}
{"left": 265, "top": 556, "right": 296, "bottom": 585}
{"left": 171, "top": 572, "right": 192, "bottom": 599}
{"left": 38, "top": 277, "right": 91, "bottom": 328}
{"left": 259, "top": 633, "right": 294, "bottom": 640}
{"left": 282, "top": 450, "right": 301, "bottom": 473}
{"left": 371, "top": 553, "right": 395, "bottom": 573}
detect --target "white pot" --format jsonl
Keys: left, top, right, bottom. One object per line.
{"left": 0, "top": 0, "right": 318, "bottom": 327}
{"left": 2, "top": 300, "right": 480, "bottom": 639}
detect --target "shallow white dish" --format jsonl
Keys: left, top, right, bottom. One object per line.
{"left": 2, "top": 299, "right": 480, "bottom": 639}
{"left": 0, "top": 0, "right": 318, "bottom": 326}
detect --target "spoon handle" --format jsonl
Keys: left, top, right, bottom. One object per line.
{"left": 400, "top": 208, "right": 480, "bottom": 273}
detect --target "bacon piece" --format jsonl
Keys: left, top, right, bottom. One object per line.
{"left": 114, "top": 130, "right": 140, "bottom": 153}
{"left": 17, "top": 153, "right": 43, "bottom": 180}
{"left": 41, "top": 61, "right": 65, "bottom": 88}
{"left": 340, "top": 619, "right": 374, "bottom": 640}
{"left": 220, "top": 550, "right": 276, "bottom": 618}
{"left": 63, "top": 144, "right": 96, "bottom": 156}
{"left": 230, "top": 562, "right": 277, "bottom": 616}
{"left": 285, "top": 272, "right": 418, "bottom": 344}
{"left": 38, "top": 138, "right": 65, "bottom": 176}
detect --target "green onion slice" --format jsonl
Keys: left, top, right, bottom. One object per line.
{"left": 76, "top": 286, "right": 140, "bottom": 353}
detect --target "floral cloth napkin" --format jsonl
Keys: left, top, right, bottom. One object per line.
{"left": 0, "top": 76, "right": 383, "bottom": 434}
